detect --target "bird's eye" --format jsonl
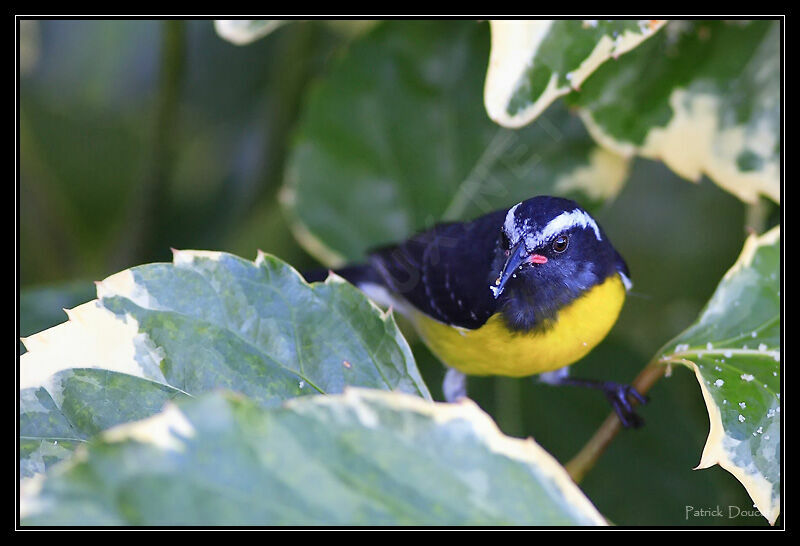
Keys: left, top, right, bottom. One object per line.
{"left": 552, "top": 235, "right": 569, "bottom": 253}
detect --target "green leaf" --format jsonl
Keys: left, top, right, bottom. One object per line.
{"left": 214, "top": 20, "right": 290, "bottom": 45}
{"left": 21, "top": 389, "right": 607, "bottom": 525}
{"left": 569, "top": 20, "right": 779, "bottom": 204}
{"left": 657, "top": 226, "right": 780, "bottom": 524}
{"left": 281, "top": 20, "right": 630, "bottom": 265}
{"left": 20, "top": 438, "right": 82, "bottom": 480}
{"left": 20, "top": 250, "right": 429, "bottom": 479}
{"left": 484, "top": 19, "right": 666, "bottom": 128}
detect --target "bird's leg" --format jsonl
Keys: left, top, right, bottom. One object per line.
{"left": 537, "top": 369, "right": 648, "bottom": 428}
{"left": 443, "top": 367, "right": 467, "bottom": 403}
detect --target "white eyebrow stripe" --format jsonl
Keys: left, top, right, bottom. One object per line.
{"left": 525, "top": 209, "right": 602, "bottom": 249}
{"left": 503, "top": 203, "right": 522, "bottom": 236}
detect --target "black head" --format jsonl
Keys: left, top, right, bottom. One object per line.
{"left": 490, "top": 196, "right": 630, "bottom": 332}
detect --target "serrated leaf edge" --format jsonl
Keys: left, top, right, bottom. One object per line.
{"left": 20, "top": 300, "right": 169, "bottom": 393}
{"left": 20, "top": 249, "right": 428, "bottom": 398}
{"left": 22, "top": 389, "right": 607, "bottom": 525}
{"left": 685, "top": 361, "right": 779, "bottom": 525}
{"left": 659, "top": 226, "right": 781, "bottom": 525}
{"left": 289, "top": 388, "right": 609, "bottom": 525}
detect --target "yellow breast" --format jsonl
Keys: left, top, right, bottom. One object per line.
{"left": 411, "top": 274, "right": 626, "bottom": 377}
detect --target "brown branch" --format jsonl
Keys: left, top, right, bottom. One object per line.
{"left": 565, "top": 361, "right": 667, "bottom": 483}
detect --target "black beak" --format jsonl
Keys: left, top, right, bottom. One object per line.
{"left": 490, "top": 240, "right": 528, "bottom": 299}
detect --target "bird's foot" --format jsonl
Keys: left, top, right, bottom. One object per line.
{"left": 600, "top": 381, "right": 648, "bottom": 428}
{"left": 537, "top": 373, "right": 649, "bottom": 428}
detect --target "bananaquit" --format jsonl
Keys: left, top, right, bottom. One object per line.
{"left": 304, "top": 196, "right": 647, "bottom": 427}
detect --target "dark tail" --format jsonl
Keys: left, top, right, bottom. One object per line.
{"left": 302, "top": 263, "right": 383, "bottom": 288}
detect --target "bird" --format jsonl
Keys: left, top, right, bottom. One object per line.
{"left": 303, "top": 195, "right": 647, "bottom": 427}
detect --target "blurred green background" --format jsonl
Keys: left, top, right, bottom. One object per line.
{"left": 19, "top": 19, "right": 776, "bottom": 526}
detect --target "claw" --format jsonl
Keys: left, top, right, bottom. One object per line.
{"left": 602, "top": 382, "right": 647, "bottom": 428}
{"left": 538, "top": 374, "right": 649, "bottom": 429}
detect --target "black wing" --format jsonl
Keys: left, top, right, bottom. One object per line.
{"left": 368, "top": 209, "right": 506, "bottom": 329}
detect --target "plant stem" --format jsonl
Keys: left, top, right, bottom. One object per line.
{"left": 565, "top": 361, "right": 666, "bottom": 483}
{"left": 745, "top": 198, "right": 769, "bottom": 235}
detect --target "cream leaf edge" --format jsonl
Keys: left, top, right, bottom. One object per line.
{"left": 214, "top": 20, "right": 289, "bottom": 46}
{"left": 484, "top": 20, "right": 667, "bottom": 129}
{"left": 659, "top": 226, "right": 781, "bottom": 525}
{"left": 553, "top": 146, "right": 630, "bottom": 202}
{"left": 20, "top": 388, "right": 607, "bottom": 524}
{"left": 303, "top": 388, "right": 608, "bottom": 525}
{"left": 19, "top": 249, "right": 407, "bottom": 394}
{"left": 579, "top": 89, "right": 780, "bottom": 204}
